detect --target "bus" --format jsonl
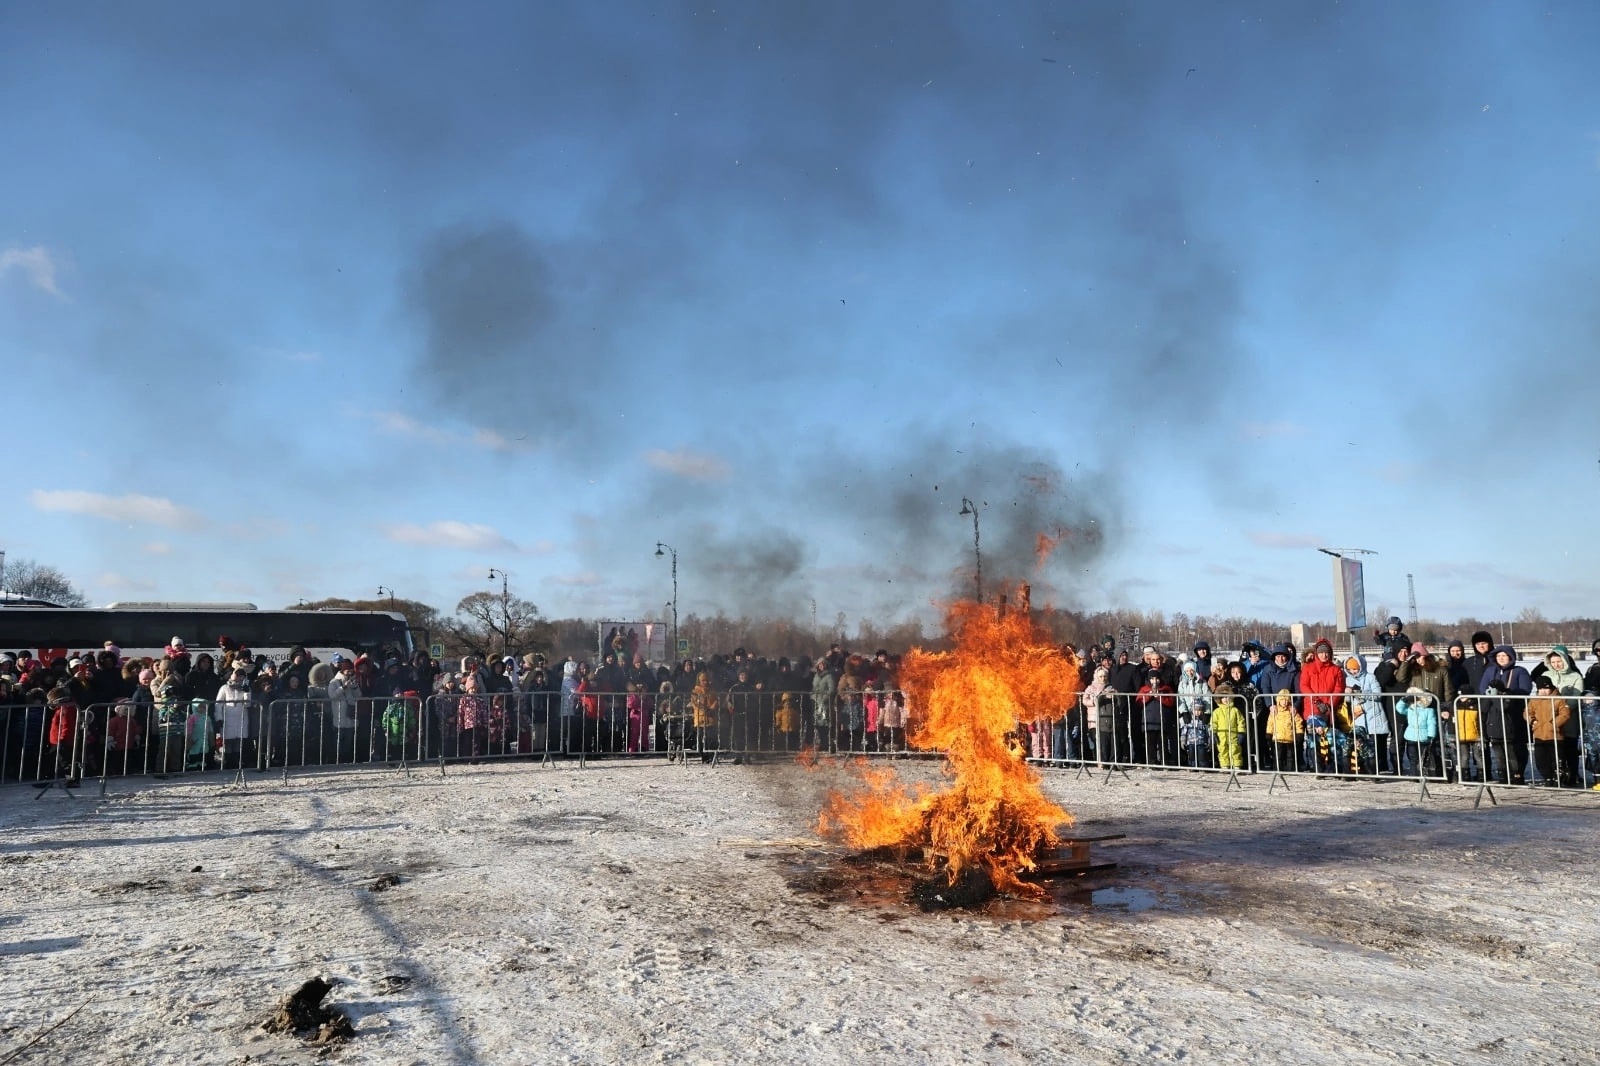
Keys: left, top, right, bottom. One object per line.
{"left": 0, "top": 603, "right": 419, "bottom": 666}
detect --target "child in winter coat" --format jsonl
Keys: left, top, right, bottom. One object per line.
{"left": 44, "top": 687, "right": 81, "bottom": 787}
{"left": 1343, "top": 655, "right": 1393, "bottom": 775}
{"left": 1176, "top": 661, "right": 1211, "bottom": 767}
{"left": 104, "top": 699, "right": 145, "bottom": 776}
{"left": 1397, "top": 687, "right": 1440, "bottom": 777}
{"left": 878, "top": 690, "right": 906, "bottom": 753}
{"left": 184, "top": 697, "right": 214, "bottom": 772}
{"left": 1524, "top": 679, "right": 1572, "bottom": 786}
{"left": 379, "top": 689, "right": 419, "bottom": 763}
{"left": 1082, "top": 665, "right": 1120, "bottom": 765}
{"left": 1210, "top": 685, "right": 1248, "bottom": 770}
{"left": 1264, "top": 690, "right": 1302, "bottom": 772}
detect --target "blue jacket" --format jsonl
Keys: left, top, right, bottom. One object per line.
{"left": 1257, "top": 661, "right": 1300, "bottom": 700}
{"left": 1397, "top": 694, "right": 1438, "bottom": 742}
{"left": 1476, "top": 646, "right": 1531, "bottom": 741}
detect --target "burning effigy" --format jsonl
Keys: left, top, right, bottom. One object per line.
{"left": 818, "top": 587, "right": 1082, "bottom": 902}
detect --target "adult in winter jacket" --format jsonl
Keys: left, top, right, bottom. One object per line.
{"left": 1224, "top": 660, "right": 1265, "bottom": 770}
{"left": 1443, "top": 641, "right": 1471, "bottom": 701}
{"left": 1584, "top": 638, "right": 1600, "bottom": 695}
{"left": 1135, "top": 669, "right": 1176, "bottom": 766}
{"left": 1462, "top": 631, "right": 1497, "bottom": 695}
{"left": 1298, "top": 640, "right": 1345, "bottom": 723}
{"left": 1343, "top": 655, "right": 1393, "bottom": 773}
{"left": 810, "top": 661, "right": 836, "bottom": 752}
{"left": 327, "top": 660, "right": 361, "bottom": 762}
{"left": 1397, "top": 644, "right": 1455, "bottom": 723}
{"left": 1532, "top": 645, "right": 1585, "bottom": 786}
{"left": 1256, "top": 646, "right": 1300, "bottom": 704}
{"left": 1476, "top": 646, "right": 1531, "bottom": 784}
{"left": 1108, "top": 650, "right": 1142, "bottom": 696}
{"left": 213, "top": 668, "right": 255, "bottom": 769}
{"left": 1240, "top": 641, "right": 1271, "bottom": 690}
{"left": 1176, "top": 661, "right": 1210, "bottom": 722}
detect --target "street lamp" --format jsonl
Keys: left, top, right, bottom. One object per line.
{"left": 958, "top": 497, "right": 982, "bottom": 604}
{"left": 655, "top": 542, "right": 678, "bottom": 661}
{"left": 376, "top": 585, "right": 395, "bottom": 608}
{"left": 487, "top": 568, "right": 509, "bottom": 657}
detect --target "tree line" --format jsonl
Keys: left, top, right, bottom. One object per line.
{"left": 4, "top": 556, "right": 1595, "bottom": 663}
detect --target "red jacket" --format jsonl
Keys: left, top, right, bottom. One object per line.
{"left": 107, "top": 714, "right": 144, "bottom": 752}
{"left": 1299, "top": 657, "right": 1345, "bottom": 721}
{"left": 48, "top": 703, "right": 79, "bottom": 746}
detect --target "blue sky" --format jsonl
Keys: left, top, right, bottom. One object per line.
{"left": 2, "top": 1, "right": 1597, "bottom": 628}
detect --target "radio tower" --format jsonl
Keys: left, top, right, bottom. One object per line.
{"left": 1406, "top": 573, "right": 1418, "bottom": 627}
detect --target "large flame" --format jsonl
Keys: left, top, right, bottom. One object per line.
{"left": 819, "top": 593, "right": 1081, "bottom": 897}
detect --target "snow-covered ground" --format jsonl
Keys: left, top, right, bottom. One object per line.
{"left": 2, "top": 760, "right": 1596, "bottom": 1065}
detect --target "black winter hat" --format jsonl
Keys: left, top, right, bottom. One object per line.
{"left": 1470, "top": 630, "right": 1494, "bottom": 647}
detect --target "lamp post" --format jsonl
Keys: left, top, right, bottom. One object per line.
{"left": 377, "top": 585, "right": 395, "bottom": 609}
{"left": 958, "top": 497, "right": 982, "bottom": 605}
{"left": 487, "top": 568, "right": 509, "bottom": 657}
{"left": 655, "top": 542, "right": 678, "bottom": 661}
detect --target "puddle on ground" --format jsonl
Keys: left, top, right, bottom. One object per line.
{"left": 1086, "top": 886, "right": 1158, "bottom": 911}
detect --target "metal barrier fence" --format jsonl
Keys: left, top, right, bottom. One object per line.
{"left": 6, "top": 685, "right": 1597, "bottom": 807}
{"left": 1023, "top": 688, "right": 1451, "bottom": 798}
{"left": 1450, "top": 692, "right": 1597, "bottom": 807}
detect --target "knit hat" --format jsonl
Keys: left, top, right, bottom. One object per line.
{"left": 1344, "top": 656, "right": 1362, "bottom": 672}
{"left": 138, "top": 668, "right": 155, "bottom": 684}
{"left": 1410, "top": 642, "right": 1427, "bottom": 655}
{"left": 1470, "top": 630, "right": 1493, "bottom": 646}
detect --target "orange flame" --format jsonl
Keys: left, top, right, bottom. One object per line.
{"left": 1034, "top": 530, "right": 1060, "bottom": 568}
{"left": 819, "top": 592, "right": 1082, "bottom": 897}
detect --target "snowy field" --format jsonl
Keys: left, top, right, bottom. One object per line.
{"left": 2, "top": 760, "right": 1597, "bottom": 1065}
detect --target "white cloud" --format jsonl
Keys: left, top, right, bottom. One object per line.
{"left": 644, "top": 447, "right": 730, "bottom": 481}
{"left": 99, "top": 572, "right": 157, "bottom": 593}
{"left": 31, "top": 489, "right": 205, "bottom": 529}
{"left": 359, "top": 410, "right": 527, "bottom": 453}
{"left": 385, "top": 520, "right": 521, "bottom": 553}
{"left": 0, "top": 245, "right": 65, "bottom": 298}
{"left": 1247, "top": 531, "right": 1324, "bottom": 550}
{"left": 141, "top": 542, "right": 172, "bottom": 555}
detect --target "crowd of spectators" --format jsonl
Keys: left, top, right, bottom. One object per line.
{"left": 1062, "top": 618, "right": 1600, "bottom": 788}
{"left": 4, "top": 618, "right": 1597, "bottom": 789}
{"left": 0, "top": 637, "right": 914, "bottom": 783}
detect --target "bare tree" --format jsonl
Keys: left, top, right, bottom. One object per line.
{"left": 447, "top": 591, "right": 553, "bottom": 660}
{"left": 2, "top": 558, "right": 89, "bottom": 607}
